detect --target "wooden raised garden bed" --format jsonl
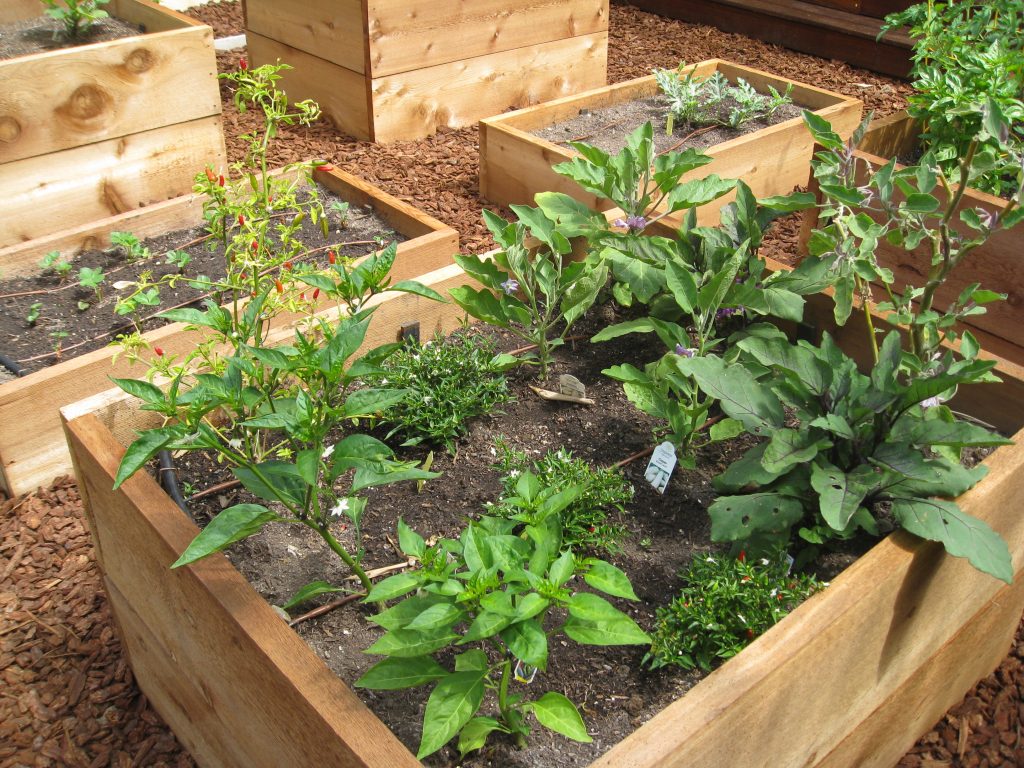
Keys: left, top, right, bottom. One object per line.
{"left": 619, "top": 0, "right": 914, "bottom": 78}
{"left": 62, "top": 249, "right": 1024, "bottom": 767}
{"left": 479, "top": 59, "right": 863, "bottom": 227}
{"left": 242, "top": 0, "right": 610, "bottom": 142}
{"left": 799, "top": 109, "right": 1024, "bottom": 368}
{"left": 0, "top": 166, "right": 457, "bottom": 498}
{"left": 0, "top": 0, "right": 226, "bottom": 265}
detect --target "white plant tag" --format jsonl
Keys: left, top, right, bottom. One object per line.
{"left": 645, "top": 441, "right": 677, "bottom": 494}
{"left": 558, "top": 374, "right": 586, "bottom": 399}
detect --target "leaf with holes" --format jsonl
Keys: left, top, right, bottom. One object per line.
{"left": 709, "top": 493, "right": 805, "bottom": 541}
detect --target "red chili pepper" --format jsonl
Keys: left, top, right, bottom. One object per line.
{"left": 275, "top": 279, "right": 284, "bottom": 293}
{"left": 299, "top": 292, "right": 305, "bottom": 300}
{"left": 218, "top": 175, "right": 225, "bottom": 187}
{"left": 154, "top": 347, "right": 164, "bottom": 357}
{"left": 328, "top": 251, "right": 336, "bottom": 264}
{"left": 250, "top": 291, "right": 257, "bottom": 298}
{"left": 268, "top": 195, "right": 274, "bottom": 203}
{"left": 738, "top": 550, "right": 746, "bottom": 563}
{"left": 251, "top": 240, "right": 258, "bottom": 252}
{"left": 237, "top": 214, "right": 245, "bottom": 226}
{"left": 741, "top": 576, "right": 751, "bottom": 583}
{"left": 239, "top": 57, "right": 247, "bottom": 70}
{"left": 283, "top": 261, "right": 293, "bottom": 270}
{"left": 312, "top": 288, "right": 320, "bottom": 300}
{"left": 240, "top": 272, "right": 247, "bottom": 280}
{"left": 205, "top": 167, "right": 215, "bottom": 182}
{"left": 588, "top": 526, "right": 596, "bottom": 533}
{"left": 746, "top": 629, "right": 755, "bottom": 639}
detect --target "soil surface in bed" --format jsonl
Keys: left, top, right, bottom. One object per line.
{"left": 0, "top": 191, "right": 403, "bottom": 375}
{"left": 169, "top": 316, "right": 758, "bottom": 767}
{"left": 5, "top": 3, "right": 1012, "bottom": 768}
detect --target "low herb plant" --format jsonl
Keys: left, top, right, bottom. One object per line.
{"left": 880, "top": 0, "right": 1024, "bottom": 197}
{"left": 491, "top": 442, "right": 633, "bottom": 554}
{"left": 356, "top": 486, "right": 651, "bottom": 759}
{"left": 371, "top": 331, "right": 516, "bottom": 453}
{"left": 645, "top": 550, "right": 823, "bottom": 671}
{"left": 450, "top": 206, "right": 607, "bottom": 379}
{"left": 654, "top": 64, "right": 793, "bottom": 135}
{"left": 40, "top": 0, "right": 108, "bottom": 40}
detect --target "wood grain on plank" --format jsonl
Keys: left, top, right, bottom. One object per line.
{"left": 0, "top": 26, "right": 220, "bottom": 165}
{"left": 365, "top": 0, "right": 609, "bottom": 77}
{"left": 1, "top": 0, "right": 44, "bottom": 23}
{"left": 245, "top": 30, "right": 373, "bottom": 141}
{"left": 245, "top": 0, "right": 367, "bottom": 75}
{"left": 0, "top": 116, "right": 226, "bottom": 250}
{"left": 370, "top": 32, "right": 608, "bottom": 142}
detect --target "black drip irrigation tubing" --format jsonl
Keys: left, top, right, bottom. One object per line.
{"left": 157, "top": 450, "right": 195, "bottom": 521}
{"left": 0, "top": 353, "right": 25, "bottom": 377}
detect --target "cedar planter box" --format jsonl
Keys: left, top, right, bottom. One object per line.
{"left": 799, "top": 109, "right": 1024, "bottom": 368}
{"left": 0, "top": 166, "right": 457, "bottom": 497}
{"left": 62, "top": 251, "right": 1024, "bottom": 767}
{"left": 479, "top": 59, "right": 863, "bottom": 228}
{"left": 620, "top": 0, "right": 913, "bottom": 78}
{"left": 0, "top": 0, "right": 226, "bottom": 268}
{"left": 241, "top": 0, "right": 610, "bottom": 142}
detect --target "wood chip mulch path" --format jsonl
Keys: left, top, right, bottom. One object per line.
{"left": 2, "top": 2, "right": 1015, "bottom": 767}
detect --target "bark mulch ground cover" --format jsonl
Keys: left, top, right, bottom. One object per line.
{"left": 5, "top": 2, "right": 1018, "bottom": 767}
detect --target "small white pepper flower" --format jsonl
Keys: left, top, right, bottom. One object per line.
{"left": 330, "top": 498, "right": 350, "bottom": 518}
{"left": 322, "top": 444, "right": 335, "bottom": 459}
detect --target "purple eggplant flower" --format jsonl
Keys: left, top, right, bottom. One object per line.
{"left": 675, "top": 344, "right": 695, "bottom": 358}
{"left": 615, "top": 215, "right": 648, "bottom": 232}
{"left": 501, "top": 278, "right": 519, "bottom": 295}
{"left": 715, "top": 306, "right": 744, "bottom": 320}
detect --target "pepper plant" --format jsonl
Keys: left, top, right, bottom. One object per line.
{"left": 645, "top": 550, "right": 823, "bottom": 671}
{"left": 356, "top": 477, "right": 650, "bottom": 759}
{"left": 112, "top": 251, "right": 446, "bottom": 591}
{"left": 113, "top": 61, "right": 339, "bottom": 360}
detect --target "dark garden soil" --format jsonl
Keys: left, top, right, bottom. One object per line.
{"left": 0, "top": 16, "right": 143, "bottom": 61}
{"left": 4, "top": 2, "right": 1018, "bottom": 767}
{"left": 168, "top": 316, "right": 747, "bottom": 767}
{"left": 0, "top": 192, "right": 404, "bottom": 375}
{"left": 534, "top": 96, "right": 803, "bottom": 156}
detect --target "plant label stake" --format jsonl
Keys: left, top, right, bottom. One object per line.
{"left": 559, "top": 374, "right": 587, "bottom": 399}
{"left": 645, "top": 442, "right": 677, "bottom": 494}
